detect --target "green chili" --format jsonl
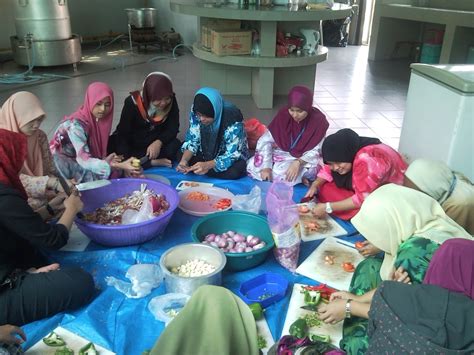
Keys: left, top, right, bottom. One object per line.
{"left": 79, "top": 342, "right": 98, "bottom": 355}
{"left": 249, "top": 303, "right": 263, "bottom": 320}
{"left": 43, "top": 332, "right": 66, "bottom": 347}
{"left": 289, "top": 318, "right": 308, "bottom": 339}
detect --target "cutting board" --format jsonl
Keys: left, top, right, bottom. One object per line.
{"left": 282, "top": 283, "right": 343, "bottom": 347}
{"left": 256, "top": 316, "right": 274, "bottom": 355}
{"left": 26, "top": 327, "right": 114, "bottom": 354}
{"left": 296, "top": 237, "right": 364, "bottom": 291}
{"left": 295, "top": 203, "right": 348, "bottom": 242}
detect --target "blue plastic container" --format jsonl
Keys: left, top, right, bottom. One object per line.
{"left": 239, "top": 272, "right": 288, "bottom": 308}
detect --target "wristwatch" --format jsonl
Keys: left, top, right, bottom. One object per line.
{"left": 345, "top": 299, "right": 353, "bottom": 319}
{"left": 325, "top": 202, "right": 333, "bottom": 214}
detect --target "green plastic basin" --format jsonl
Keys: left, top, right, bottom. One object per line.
{"left": 191, "top": 211, "right": 275, "bottom": 271}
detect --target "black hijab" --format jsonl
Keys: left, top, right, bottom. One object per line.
{"left": 321, "top": 128, "right": 381, "bottom": 190}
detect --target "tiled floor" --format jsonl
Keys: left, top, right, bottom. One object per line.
{"left": 0, "top": 44, "right": 411, "bottom": 149}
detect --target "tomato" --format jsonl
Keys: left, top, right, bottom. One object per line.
{"left": 355, "top": 241, "right": 365, "bottom": 249}
{"left": 342, "top": 262, "right": 355, "bottom": 272}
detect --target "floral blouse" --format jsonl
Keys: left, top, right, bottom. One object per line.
{"left": 51, "top": 119, "right": 111, "bottom": 179}
{"left": 318, "top": 143, "right": 407, "bottom": 207}
{"left": 181, "top": 113, "right": 249, "bottom": 172}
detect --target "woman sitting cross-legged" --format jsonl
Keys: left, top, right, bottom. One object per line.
{"left": 246, "top": 85, "right": 328, "bottom": 185}
{"left": 0, "top": 129, "right": 95, "bottom": 326}
{"left": 176, "top": 87, "right": 249, "bottom": 180}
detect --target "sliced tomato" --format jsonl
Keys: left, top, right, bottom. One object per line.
{"left": 342, "top": 262, "right": 355, "bottom": 272}
{"left": 355, "top": 241, "right": 365, "bottom": 249}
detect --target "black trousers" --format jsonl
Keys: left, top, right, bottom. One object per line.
{"left": 177, "top": 151, "right": 247, "bottom": 180}
{"left": 0, "top": 267, "right": 95, "bottom": 326}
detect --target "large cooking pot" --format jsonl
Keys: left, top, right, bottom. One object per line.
{"left": 125, "top": 8, "right": 157, "bottom": 28}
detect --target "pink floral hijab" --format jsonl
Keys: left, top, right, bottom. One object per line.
{"left": 56, "top": 82, "right": 114, "bottom": 158}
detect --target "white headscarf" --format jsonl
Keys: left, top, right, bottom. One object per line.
{"left": 405, "top": 159, "right": 454, "bottom": 204}
{"left": 352, "top": 184, "right": 471, "bottom": 280}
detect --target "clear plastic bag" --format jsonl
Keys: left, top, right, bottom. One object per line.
{"left": 232, "top": 185, "right": 262, "bottom": 214}
{"left": 105, "top": 264, "right": 163, "bottom": 298}
{"left": 148, "top": 293, "right": 191, "bottom": 325}
{"left": 266, "top": 182, "right": 301, "bottom": 271}
{"left": 122, "top": 196, "right": 154, "bottom": 225}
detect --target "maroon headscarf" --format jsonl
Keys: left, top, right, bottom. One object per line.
{"left": 141, "top": 72, "right": 173, "bottom": 109}
{"left": 423, "top": 238, "right": 474, "bottom": 299}
{"left": 268, "top": 85, "right": 329, "bottom": 158}
{"left": 0, "top": 129, "right": 28, "bottom": 199}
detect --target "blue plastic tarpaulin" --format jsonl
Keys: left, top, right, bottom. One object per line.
{"left": 22, "top": 167, "right": 363, "bottom": 355}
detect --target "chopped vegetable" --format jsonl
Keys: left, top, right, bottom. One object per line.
{"left": 213, "top": 198, "right": 232, "bottom": 210}
{"left": 131, "top": 159, "right": 141, "bottom": 168}
{"left": 257, "top": 335, "right": 267, "bottom": 349}
{"left": 355, "top": 241, "right": 365, "bottom": 249}
{"left": 43, "top": 332, "right": 66, "bottom": 347}
{"left": 79, "top": 342, "right": 98, "bottom": 355}
{"left": 249, "top": 303, "right": 263, "bottom": 320}
{"left": 303, "top": 313, "right": 322, "bottom": 328}
{"left": 186, "top": 191, "right": 210, "bottom": 201}
{"left": 258, "top": 292, "right": 274, "bottom": 301}
{"left": 324, "top": 255, "right": 335, "bottom": 265}
{"left": 301, "top": 284, "right": 337, "bottom": 302}
{"left": 303, "top": 290, "right": 321, "bottom": 306}
{"left": 54, "top": 346, "right": 74, "bottom": 355}
{"left": 289, "top": 318, "right": 308, "bottom": 339}
{"left": 342, "top": 262, "right": 355, "bottom": 272}
{"left": 309, "top": 333, "right": 331, "bottom": 343}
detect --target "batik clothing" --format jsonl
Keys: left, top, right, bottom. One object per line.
{"left": 19, "top": 130, "right": 59, "bottom": 210}
{"left": 317, "top": 143, "right": 407, "bottom": 219}
{"left": 367, "top": 282, "right": 474, "bottom": 354}
{"left": 341, "top": 237, "right": 440, "bottom": 354}
{"left": 181, "top": 88, "right": 249, "bottom": 175}
{"left": 352, "top": 184, "right": 471, "bottom": 280}
{"left": 150, "top": 285, "right": 259, "bottom": 355}
{"left": 52, "top": 119, "right": 111, "bottom": 182}
{"left": 405, "top": 159, "right": 474, "bottom": 235}
{"left": 247, "top": 130, "right": 323, "bottom": 185}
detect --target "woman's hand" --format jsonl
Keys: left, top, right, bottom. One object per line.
{"left": 146, "top": 140, "right": 162, "bottom": 160}
{"left": 318, "top": 299, "right": 346, "bottom": 324}
{"left": 330, "top": 291, "right": 357, "bottom": 302}
{"left": 115, "top": 157, "right": 141, "bottom": 176}
{"left": 357, "top": 241, "right": 382, "bottom": 257}
{"left": 305, "top": 180, "right": 319, "bottom": 198}
{"left": 105, "top": 153, "right": 123, "bottom": 165}
{"left": 285, "top": 160, "right": 301, "bottom": 182}
{"left": 0, "top": 325, "right": 26, "bottom": 345}
{"left": 392, "top": 266, "right": 411, "bottom": 284}
{"left": 311, "top": 203, "right": 327, "bottom": 218}
{"left": 176, "top": 160, "right": 190, "bottom": 173}
{"left": 48, "top": 193, "right": 67, "bottom": 213}
{"left": 27, "top": 263, "right": 60, "bottom": 274}
{"left": 260, "top": 168, "right": 272, "bottom": 181}
{"left": 63, "top": 192, "right": 83, "bottom": 214}
{"left": 188, "top": 161, "right": 214, "bottom": 175}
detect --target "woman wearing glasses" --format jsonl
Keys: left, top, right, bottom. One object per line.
{"left": 108, "top": 72, "right": 181, "bottom": 169}
{"left": 176, "top": 87, "right": 249, "bottom": 180}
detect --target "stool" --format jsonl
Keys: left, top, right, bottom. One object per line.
{"left": 391, "top": 41, "right": 422, "bottom": 61}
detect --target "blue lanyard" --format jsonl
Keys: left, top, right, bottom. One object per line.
{"left": 290, "top": 124, "right": 306, "bottom": 150}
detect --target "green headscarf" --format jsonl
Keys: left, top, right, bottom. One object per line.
{"left": 150, "top": 285, "right": 259, "bottom": 355}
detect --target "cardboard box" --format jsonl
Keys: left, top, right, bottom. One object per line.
{"left": 211, "top": 30, "right": 252, "bottom": 56}
{"left": 201, "top": 19, "right": 241, "bottom": 51}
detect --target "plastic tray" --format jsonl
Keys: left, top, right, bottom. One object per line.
{"left": 239, "top": 272, "right": 288, "bottom": 308}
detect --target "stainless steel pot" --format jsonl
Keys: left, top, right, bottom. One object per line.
{"left": 160, "top": 243, "right": 226, "bottom": 296}
{"left": 125, "top": 8, "right": 157, "bottom": 28}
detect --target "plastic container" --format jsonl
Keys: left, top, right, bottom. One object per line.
{"left": 191, "top": 211, "right": 275, "bottom": 271}
{"left": 239, "top": 272, "right": 288, "bottom": 308}
{"left": 75, "top": 178, "right": 179, "bottom": 247}
{"left": 148, "top": 293, "right": 191, "bottom": 325}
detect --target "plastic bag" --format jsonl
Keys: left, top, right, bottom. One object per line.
{"left": 105, "top": 264, "right": 163, "bottom": 298}
{"left": 232, "top": 185, "right": 262, "bottom": 214}
{"left": 148, "top": 293, "right": 191, "bottom": 325}
{"left": 244, "top": 118, "right": 267, "bottom": 151}
{"left": 122, "top": 196, "right": 154, "bottom": 225}
{"left": 266, "top": 182, "right": 301, "bottom": 271}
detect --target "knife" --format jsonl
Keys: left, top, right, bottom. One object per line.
{"left": 139, "top": 155, "right": 150, "bottom": 166}
{"left": 300, "top": 305, "right": 319, "bottom": 312}
{"left": 57, "top": 175, "right": 71, "bottom": 196}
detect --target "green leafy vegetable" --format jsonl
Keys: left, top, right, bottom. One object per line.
{"left": 289, "top": 318, "right": 308, "bottom": 339}
{"left": 54, "top": 346, "right": 74, "bottom": 355}
{"left": 257, "top": 335, "right": 267, "bottom": 349}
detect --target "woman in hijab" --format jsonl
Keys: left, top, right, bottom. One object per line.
{"left": 176, "top": 87, "right": 249, "bottom": 180}
{"left": 317, "top": 184, "right": 472, "bottom": 354}
{"left": 149, "top": 285, "right": 259, "bottom": 355}
{"left": 404, "top": 159, "right": 474, "bottom": 235}
{"left": 0, "top": 92, "right": 66, "bottom": 214}
{"left": 304, "top": 128, "right": 407, "bottom": 220}
{"left": 50, "top": 82, "right": 139, "bottom": 183}
{"left": 318, "top": 239, "right": 474, "bottom": 354}
{"left": 0, "top": 129, "right": 95, "bottom": 326}
{"left": 108, "top": 72, "right": 181, "bottom": 169}
{"left": 247, "top": 85, "right": 329, "bottom": 185}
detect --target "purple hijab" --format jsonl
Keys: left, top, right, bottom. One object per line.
{"left": 423, "top": 238, "right": 474, "bottom": 299}
{"left": 268, "top": 86, "right": 328, "bottom": 158}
